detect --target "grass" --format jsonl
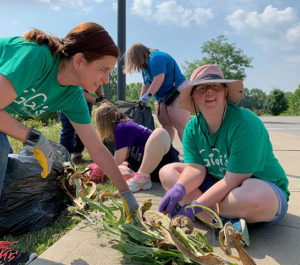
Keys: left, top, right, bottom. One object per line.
{"left": 2, "top": 112, "right": 117, "bottom": 255}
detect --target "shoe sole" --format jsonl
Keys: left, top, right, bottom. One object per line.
{"left": 26, "top": 252, "right": 38, "bottom": 265}
{"left": 240, "top": 218, "right": 250, "bottom": 247}
{"left": 130, "top": 181, "right": 152, "bottom": 193}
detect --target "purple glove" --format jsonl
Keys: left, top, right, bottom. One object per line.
{"left": 175, "top": 201, "right": 203, "bottom": 221}
{"left": 158, "top": 183, "right": 186, "bottom": 216}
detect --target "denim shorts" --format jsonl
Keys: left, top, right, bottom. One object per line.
{"left": 199, "top": 175, "right": 288, "bottom": 226}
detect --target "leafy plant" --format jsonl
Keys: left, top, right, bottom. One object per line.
{"left": 77, "top": 195, "right": 245, "bottom": 265}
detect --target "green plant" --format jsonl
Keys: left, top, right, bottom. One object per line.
{"left": 78, "top": 196, "right": 243, "bottom": 265}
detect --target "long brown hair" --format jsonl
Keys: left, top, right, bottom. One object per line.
{"left": 95, "top": 101, "right": 129, "bottom": 141}
{"left": 24, "top": 22, "right": 120, "bottom": 61}
{"left": 123, "top": 43, "right": 152, "bottom": 74}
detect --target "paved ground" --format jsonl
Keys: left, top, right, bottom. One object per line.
{"left": 31, "top": 116, "right": 300, "bottom": 265}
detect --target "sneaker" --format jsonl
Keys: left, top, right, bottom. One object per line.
{"left": 127, "top": 172, "right": 152, "bottom": 192}
{"left": 123, "top": 173, "right": 134, "bottom": 181}
{"left": 219, "top": 217, "right": 250, "bottom": 247}
{"left": 0, "top": 241, "right": 37, "bottom": 265}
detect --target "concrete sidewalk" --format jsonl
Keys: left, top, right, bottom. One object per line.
{"left": 31, "top": 125, "right": 300, "bottom": 265}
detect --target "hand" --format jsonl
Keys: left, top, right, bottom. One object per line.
{"left": 158, "top": 183, "right": 186, "bottom": 216}
{"left": 175, "top": 201, "right": 203, "bottom": 221}
{"left": 95, "top": 95, "right": 108, "bottom": 105}
{"left": 119, "top": 189, "right": 139, "bottom": 221}
{"left": 139, "top": 92, "right": 152, "bottom": 106}
{"left": 32, "top": 133, "right": 53, "bottom": 178}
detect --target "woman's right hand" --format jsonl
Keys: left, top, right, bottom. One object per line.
{"left": 158, "top": 183, "right": 186, "bottom": 216}
{"left": 119, "top": 189, "right": 139, "bottom": 221}
{"left": 29, "top": 131, "right": 53, "bottom": 178}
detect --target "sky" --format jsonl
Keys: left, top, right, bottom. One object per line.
{"left": 1, "top": 0, "right": 300, "bottom": 94}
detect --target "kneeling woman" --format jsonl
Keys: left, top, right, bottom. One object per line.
{"left": 95, "top": 101, "right": 180, "bottom": 192}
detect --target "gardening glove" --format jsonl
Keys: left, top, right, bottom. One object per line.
{"left": 175, "top": 201, "right": 203, "bottom": 220}
{"left": 158, "top": 183, "right": 186, "bottom": 217}
{"left": 119, "top": 189, "right": 139, "bottom": 221}
{"left": 139, "top": 92, "right": 152, "bottom": 106}
{"left": 95, "top": 95, "right": 108, "bottom": 105}
{"left": 26, "top": 130, "right": 53, "bottom": 178}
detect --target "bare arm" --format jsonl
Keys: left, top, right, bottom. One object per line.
{"left": 83, "top": 91, "right": 96, "bottom": 104}
{"left": 194, "top": 171, "right": 252, "bottom": 208}
{"left": 146, "top": 73, "right": 165, "bottom": 96}
{"left": 0, "top": 74, "right": 30, "bottom": 142}
{"left": 176, "top": 163, "right": 207, "bottom": 192}
{"left": 71, "top": 122, "right": 129, "bottom": 191}
{"left": 114, "top": 147, "right": 128, "bottom": 165}
{"left": 95, "top": 85, "right": 104, "bottom": 97}
{"left": 140, "top": 84, "right": 149, "bottom": 97}
{"left": 83, "top": 85, "right": 104, "bottom": 104}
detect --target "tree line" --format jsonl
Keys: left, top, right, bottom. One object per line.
{"left": 104, "top": 35, "right": 299, "bottom": 116}
{"left": 24, "top": 34, "right": 299, "bottom": 125}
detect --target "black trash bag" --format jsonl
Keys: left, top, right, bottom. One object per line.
{"left": 114, "top": 100, "right": 155, "bottom": 130}
{"left": 0, "top": 141, "right": 71, "bottom": 237}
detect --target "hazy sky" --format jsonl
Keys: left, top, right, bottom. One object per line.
{"left": 1, "top": 0, "right": 300, "bottom": 94}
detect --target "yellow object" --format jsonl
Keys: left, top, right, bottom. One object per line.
{"left": 122, "top": 198, "right": 135, "bottom": 222}
{"left": 33, "top": 148, "right": 50, "bottom": 178}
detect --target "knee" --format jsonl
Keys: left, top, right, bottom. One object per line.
{"left": 159, "top": 164, "right": 175, "bottom": 190}
{"left": 153, "top": 128, "right": 170, "bottom": 146}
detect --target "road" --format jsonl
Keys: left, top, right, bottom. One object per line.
{"left": 260, "top": 116, "right": 300, "bottom": 135}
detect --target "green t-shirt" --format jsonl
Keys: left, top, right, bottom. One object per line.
{"left": 0, "top": 36, "right": 91, "bottom": 124}
{"left": 183, "top": 104, "right": 290, "bottom": 200}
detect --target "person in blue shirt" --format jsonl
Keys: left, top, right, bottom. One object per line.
{"left": 123, "top": 43, "right": 190, "bottom": 142}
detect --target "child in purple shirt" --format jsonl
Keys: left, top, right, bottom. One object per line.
{"left": 95, "top": 101, "right": 180, "bottom": 192}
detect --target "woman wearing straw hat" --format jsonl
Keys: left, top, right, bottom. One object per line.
{"left": 158, "top": 64, "right": 289, "bottom": 246}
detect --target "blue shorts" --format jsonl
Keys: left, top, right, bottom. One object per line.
{"left": 199, "top": 175, "right": 288, "bottom": 226}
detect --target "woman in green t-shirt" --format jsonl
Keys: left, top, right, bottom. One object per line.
{"left": 0, "top": 22, "right": 138, "bottom": 219}
{"left": 158, "top": 64, "right": 289, "bottom": 246}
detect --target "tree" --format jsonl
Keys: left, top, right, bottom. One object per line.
{"left": 183, "top": 35, "right": 253, "bottom": 80}
{"left": 287, "top": 87, "right": 300, "bottom": 115}
{"left": 248, "top": 88, "right": 267, "bottom": 110}
{"left": 103, "top": 68, "right": 118, "bottom": 101}
{"left": 239, "top": 88, "right": 266, "bottom": 111}
{"left": 238, "top": 87, "right": 251, "bottom": 109}
{"left": 126, "top": 82, "right": 142, "bottom": 101}
{"left": 264, "top": 89, "right": 289, "bottom": 116}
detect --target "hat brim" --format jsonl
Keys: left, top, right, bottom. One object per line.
{"left": 179, "top": 79, "right": 244, "bottom": 113}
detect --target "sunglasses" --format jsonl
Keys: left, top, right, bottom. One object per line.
{"left": 191, "top": 84, "right": 226, "bottom": 95}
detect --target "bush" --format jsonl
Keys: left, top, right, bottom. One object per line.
{"left": 264, "top": 89, "right": 289, "bottom": 116}
{"left": 13, "top": 112, "right": 59, "bottom": 126}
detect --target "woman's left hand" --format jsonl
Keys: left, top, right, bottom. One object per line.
{"left": 175, "top": 201, "right": 202, "bottom": 220}
{"left": 139, "top": 92, "right": 152, "bottom": 105}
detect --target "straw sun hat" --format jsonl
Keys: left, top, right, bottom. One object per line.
{"left": 179, "top": 64, "right": 244, "bottom": 112}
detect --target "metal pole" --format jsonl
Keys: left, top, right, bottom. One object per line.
{"left": 117, "top": 0, "right": 126, "bottom": 100}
